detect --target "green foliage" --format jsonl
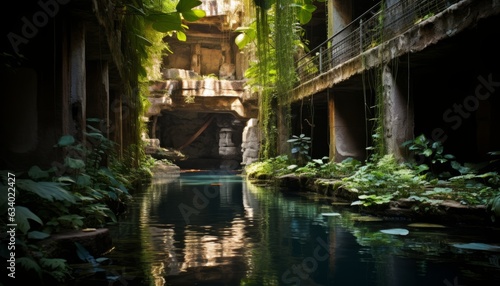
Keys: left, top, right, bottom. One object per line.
{"left": 343, "top": 154, "right": 427, "bottom": 196}
{"left": 317, "top": 157, "right": 362, "bottom": 178}
{"left": 242, "top": 0, "right": 321, "bottom": 160}
{"left": 402, "top": 134, "right": 455, "bottom": 178}
{"left": 351, "top": 194, "right": 394, "bottom": 207}
{"left": 235, "top": 26, "right": 257, "bottom": 49}
{"left": 245, "top": 155, "right": 290, "bottom": 180}
{"left": 287, "top": 134, "right": 311, "bottom": 166}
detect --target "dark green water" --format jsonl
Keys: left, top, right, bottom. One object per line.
{"left": 95, "top": 170, "right": 500, "bottom": 285}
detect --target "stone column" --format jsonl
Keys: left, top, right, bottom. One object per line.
{"left": 334, "top": 91, "right": 367, "bottom": 162}
{"left": 382, "top": 64, "right": 414, "bottom": 162}
{"left": 329, "top": 0, "right": 352, "bottom": 41}
{"left": 191, "top": 44, "right": 201, "bottom": 74}
{"left": 218, "top": 116, "right": 243, "bottom": 170}
{"left": 328, "top": 93, "right": 336, "bottom": 160}
{"left": 241, "top": 118, "right": 260, "bottom": 166}
{"left": 70, "top": 21, "right": 86, "bottom": 142}
{"left": 86, "top": 61, "right": 109, "bottom": 137}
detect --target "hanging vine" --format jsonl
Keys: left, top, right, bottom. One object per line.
{"left": 240, "top": 0, "right": 319, "bottom": 160}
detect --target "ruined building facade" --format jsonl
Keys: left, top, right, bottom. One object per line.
{"left": 294, "top": 0, "right": 500, "bottom": 164}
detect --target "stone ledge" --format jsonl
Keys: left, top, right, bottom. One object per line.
{"left": 253, "top": 174, "right": 496, "bottom": 226}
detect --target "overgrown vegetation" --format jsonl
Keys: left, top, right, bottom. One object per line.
{"left": 0, "top": 122, "right": 159, "bottom": 284}
{"left": 245, "top": 133, "right": 500, "bottom": 223}
{"left": 236, "top": 0, "right": 323, "bottom": 160}
{"left": 0, "top": 0, "right": 205, "bottom": 283}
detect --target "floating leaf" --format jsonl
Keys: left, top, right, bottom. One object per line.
{"left": 321, "top": 212, "right": 341, "bottom": 217}
{"left": 452, "top": 242, "right": 500, "bottom": 252}
{"left": 380, "top": 228, "right": 409, "bottom": 236}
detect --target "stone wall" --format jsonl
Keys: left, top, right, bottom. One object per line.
{"left": 157, "top": 112, "right": 246, "bottom": 169}
{"left": 241, "top": 118, "right": 260, "bottom": 166}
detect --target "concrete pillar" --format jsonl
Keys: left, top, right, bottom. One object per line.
{"left": 329, "top": 0, "right": 352, "bottom": 40}
{"left": 328, "top": 94, "right": 336, "bottom": 160}
{"left": 86, "top": 61, "right": 109, "bottom": 137}
{"left": 328, "top": 0, "right": 354, "bottom": 65}
{"left": 334, "top": 92, "right": 367, "bottom": 162}
{"left": 382, "top": 64, "right": 414, "bottom": 162}
{"left": 70, "top": 21, "right": 86, "bottom": 142}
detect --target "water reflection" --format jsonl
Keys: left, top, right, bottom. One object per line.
{"left": 104, "top": 171, "right": 500, "bottom": 286}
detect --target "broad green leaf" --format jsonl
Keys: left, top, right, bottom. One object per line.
{"left": 55, "top": 135, "right": 75, "bottom": 147}
{"left": 15, "top": 206, "right": 43, "bottom": 234}
{"left": 28, "top": 165, "right": 50, "bottom": 180}
{"left": 302, "top": 4, "right": 317, "bottom": 13}
{"left": 39, "top": 258, "right": 68, "bottom": 269}
{"left": 28, "top": 230, "right": 51, "bottom": 239}
{"left": 176, "top": 30, "right": 187, "bottom": 41}
{"left": 423, "top": 148, "right": 433, "bottom": 157}
{"left": 150, "top": 12, "right": 182, "bottom": 32}
{"left": 17, "top": 257, "right": 42, "bottom": 277}
{"left": 235, "top": 32, "right": 253, "bottom": 50}
{"left": 76, "top": 174, "right": 92, "bottom": 187}
{"left": 176, "top": 0, "right": 202, "bottom": 12}
{"left": 17, "top": 179, "right": 76, "bottom": 203}
{"left": 65, "top": 157, "right": 85, "bottom": 169}
{"left": 125, "top": 4, "right": 146, "bottom": 16}
{"left": 182, "top": 9, "right": 206, "bottom": 21}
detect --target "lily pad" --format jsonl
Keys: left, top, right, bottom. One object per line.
{"left": 321, "top": 212, "right": 341, "bottom": 217}
{"left": 452, "top": 243, "right": 500, "bottom": 252}
{"left": 380, "top": 228, "right": 409, "bottom": 236}
{"left": 407, "top": 223, "right": 446, "bottom": 228}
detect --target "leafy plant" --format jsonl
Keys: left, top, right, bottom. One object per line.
{"left": 343, "top": 154, "right": 427, "bottom": 197}
{"left": 351, "top": 194, "right": 394, "bottom": 207}
{"left": 402, "top": 134, "right": 455, "bottom": 178}
{"left": 287, "top": 134, "right": 312, "bottom": 166}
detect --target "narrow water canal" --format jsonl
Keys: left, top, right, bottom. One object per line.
{"left": 97, "top": 170, "right": 500, "bottom": 285}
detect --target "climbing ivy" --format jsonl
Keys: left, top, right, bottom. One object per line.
{"left": 240, "top": 0, "right": 319, "bottom": 160}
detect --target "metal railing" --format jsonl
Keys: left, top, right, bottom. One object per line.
{"left": 295, "top": 0, "right": 460, "bottom": 84}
